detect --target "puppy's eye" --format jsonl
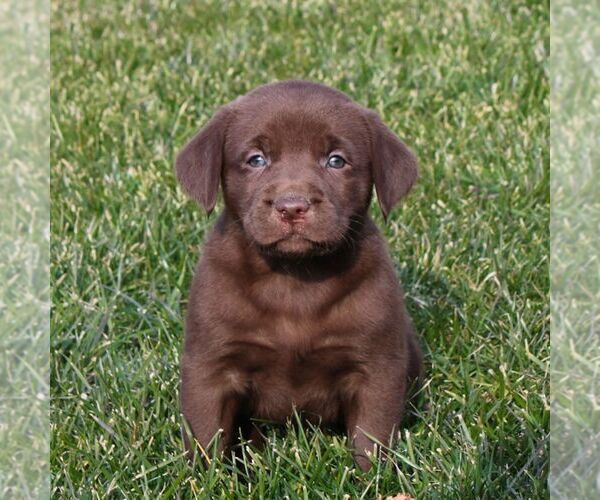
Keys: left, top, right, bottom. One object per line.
{"left": 326, "top": 155, "right": 346, "bottom": 169}
{"left": 247, "top": 154, "right": 267, "bottom": 168}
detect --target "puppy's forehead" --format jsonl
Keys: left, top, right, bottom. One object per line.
{"left": 228, "top": 93, "right": 368, "bottom": 154}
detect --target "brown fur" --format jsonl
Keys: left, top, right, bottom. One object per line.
{"left": 176, "top": 80, "right": 423, "bottom": 471}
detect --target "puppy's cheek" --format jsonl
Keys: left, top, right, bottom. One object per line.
{"left": 309, "top": 202, "right": 348, "bottom": 241}
{"left": 343, "top": 176, "right": 371, "bottom": 213}
{"left": 243, "top": 203, "right": 283, "bottom": 244}
{"left": 242, "top": 209, "right": 263, "bottom": 242}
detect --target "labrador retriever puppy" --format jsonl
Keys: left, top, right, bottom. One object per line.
{"left": 176, "top": 80, "right": 422, "bottom": 471}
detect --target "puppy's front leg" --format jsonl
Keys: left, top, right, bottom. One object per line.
{"left": 346, "top": 368, "right": 406, "bottom": 471}
{"left": 181, "top": 356, "right": 240, "bottom": 461}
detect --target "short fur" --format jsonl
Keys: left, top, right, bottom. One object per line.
{"left": 176, "top": 80, "right": 422, "bottom": 471}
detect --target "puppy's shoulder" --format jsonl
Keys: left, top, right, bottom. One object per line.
{"left": 199, "top": 214, "right": 246, "bottom": 267}
{"left": 360, "top": 217, "right": 396, "bottom": 263}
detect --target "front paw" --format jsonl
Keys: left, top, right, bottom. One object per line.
{"left": 354, "top": 451, "right": 373, "bottom": 471}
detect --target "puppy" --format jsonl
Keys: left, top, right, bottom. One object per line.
{"left": 176, "top": 80, "right": 422, "bottom": 471}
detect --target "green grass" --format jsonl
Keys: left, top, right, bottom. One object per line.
{"left": 1, "top": 0, "right": 49, "bottom": 497}
{"left": 549, "top": 1, "right": 599, "bottom": 497}
{"left": 50, "top": 0, "right": 549, "bottom": 497}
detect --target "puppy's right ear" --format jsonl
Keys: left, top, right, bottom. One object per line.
{"left": 175, "top": 106, "right": 231, "bottom": 213}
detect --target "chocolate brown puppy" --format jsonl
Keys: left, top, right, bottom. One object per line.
{"left": 176, "top": 80, "right": 423, "bottom": 471}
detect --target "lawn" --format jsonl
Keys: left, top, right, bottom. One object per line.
{"left": 1, "top": 0, "right": 49, "bottom": 497}
{"left": 50, "top": 0, "right": 549, "bottom": 497}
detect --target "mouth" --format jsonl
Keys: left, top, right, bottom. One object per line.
{"left": 243, "top": 208, "right": 350, "bottom": 257}
{"left": 256, "top": 231, "right": 336, "bottom": 257}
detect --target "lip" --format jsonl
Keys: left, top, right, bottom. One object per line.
{"left": 245, "top": 215, "right": 334, "bottom": 252}
{"left": 279, "top": 215, "right": 307, "bottom": 224}
{"left": 270, "top": 233, "right": 313, "bottom": 245}
{"left": 276, "top": 219, "right": 305, "bottom": 234}
{"left": 253, "top": 229, "right": 338, "bottom": 256}
{"left": 274, "top": 232, "right": 306, "bottom": 243}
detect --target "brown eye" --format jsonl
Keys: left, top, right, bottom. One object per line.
{"left": 326, "top": 155, "right": 346, "bottom": 169}
{"left": 248, "top": 154, "right": 267, "bottom": 168}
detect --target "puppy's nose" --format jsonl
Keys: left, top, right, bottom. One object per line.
{"left": 274, "top": 195, "right": 310, "bottom": 221}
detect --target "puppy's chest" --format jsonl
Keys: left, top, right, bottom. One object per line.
{"left": 220, "top": 316, "right": 364, "bottom": 387}
{"left": 220, "top": 321, "right": 363, "bottom": 421}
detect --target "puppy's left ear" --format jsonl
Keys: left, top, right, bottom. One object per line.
{"left": 175, "top": 106, "right": 232, "bottom": 214}
{"left": 365, "top": 110, "right": 418, "bottom": 218}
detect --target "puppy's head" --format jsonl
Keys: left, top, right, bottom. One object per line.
{"left": 176, "top": 81, "right": 417, "bottom": 256}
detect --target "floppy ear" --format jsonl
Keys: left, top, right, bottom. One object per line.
{"left": 365, "top": 111, "right": 418, "bottom": 218}
{"left": 175, "top": 106, "right": 231, "bottom": 213}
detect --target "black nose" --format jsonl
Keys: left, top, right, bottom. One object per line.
{"left": 274, "top": 195, "right": 310, "bottom": 220}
